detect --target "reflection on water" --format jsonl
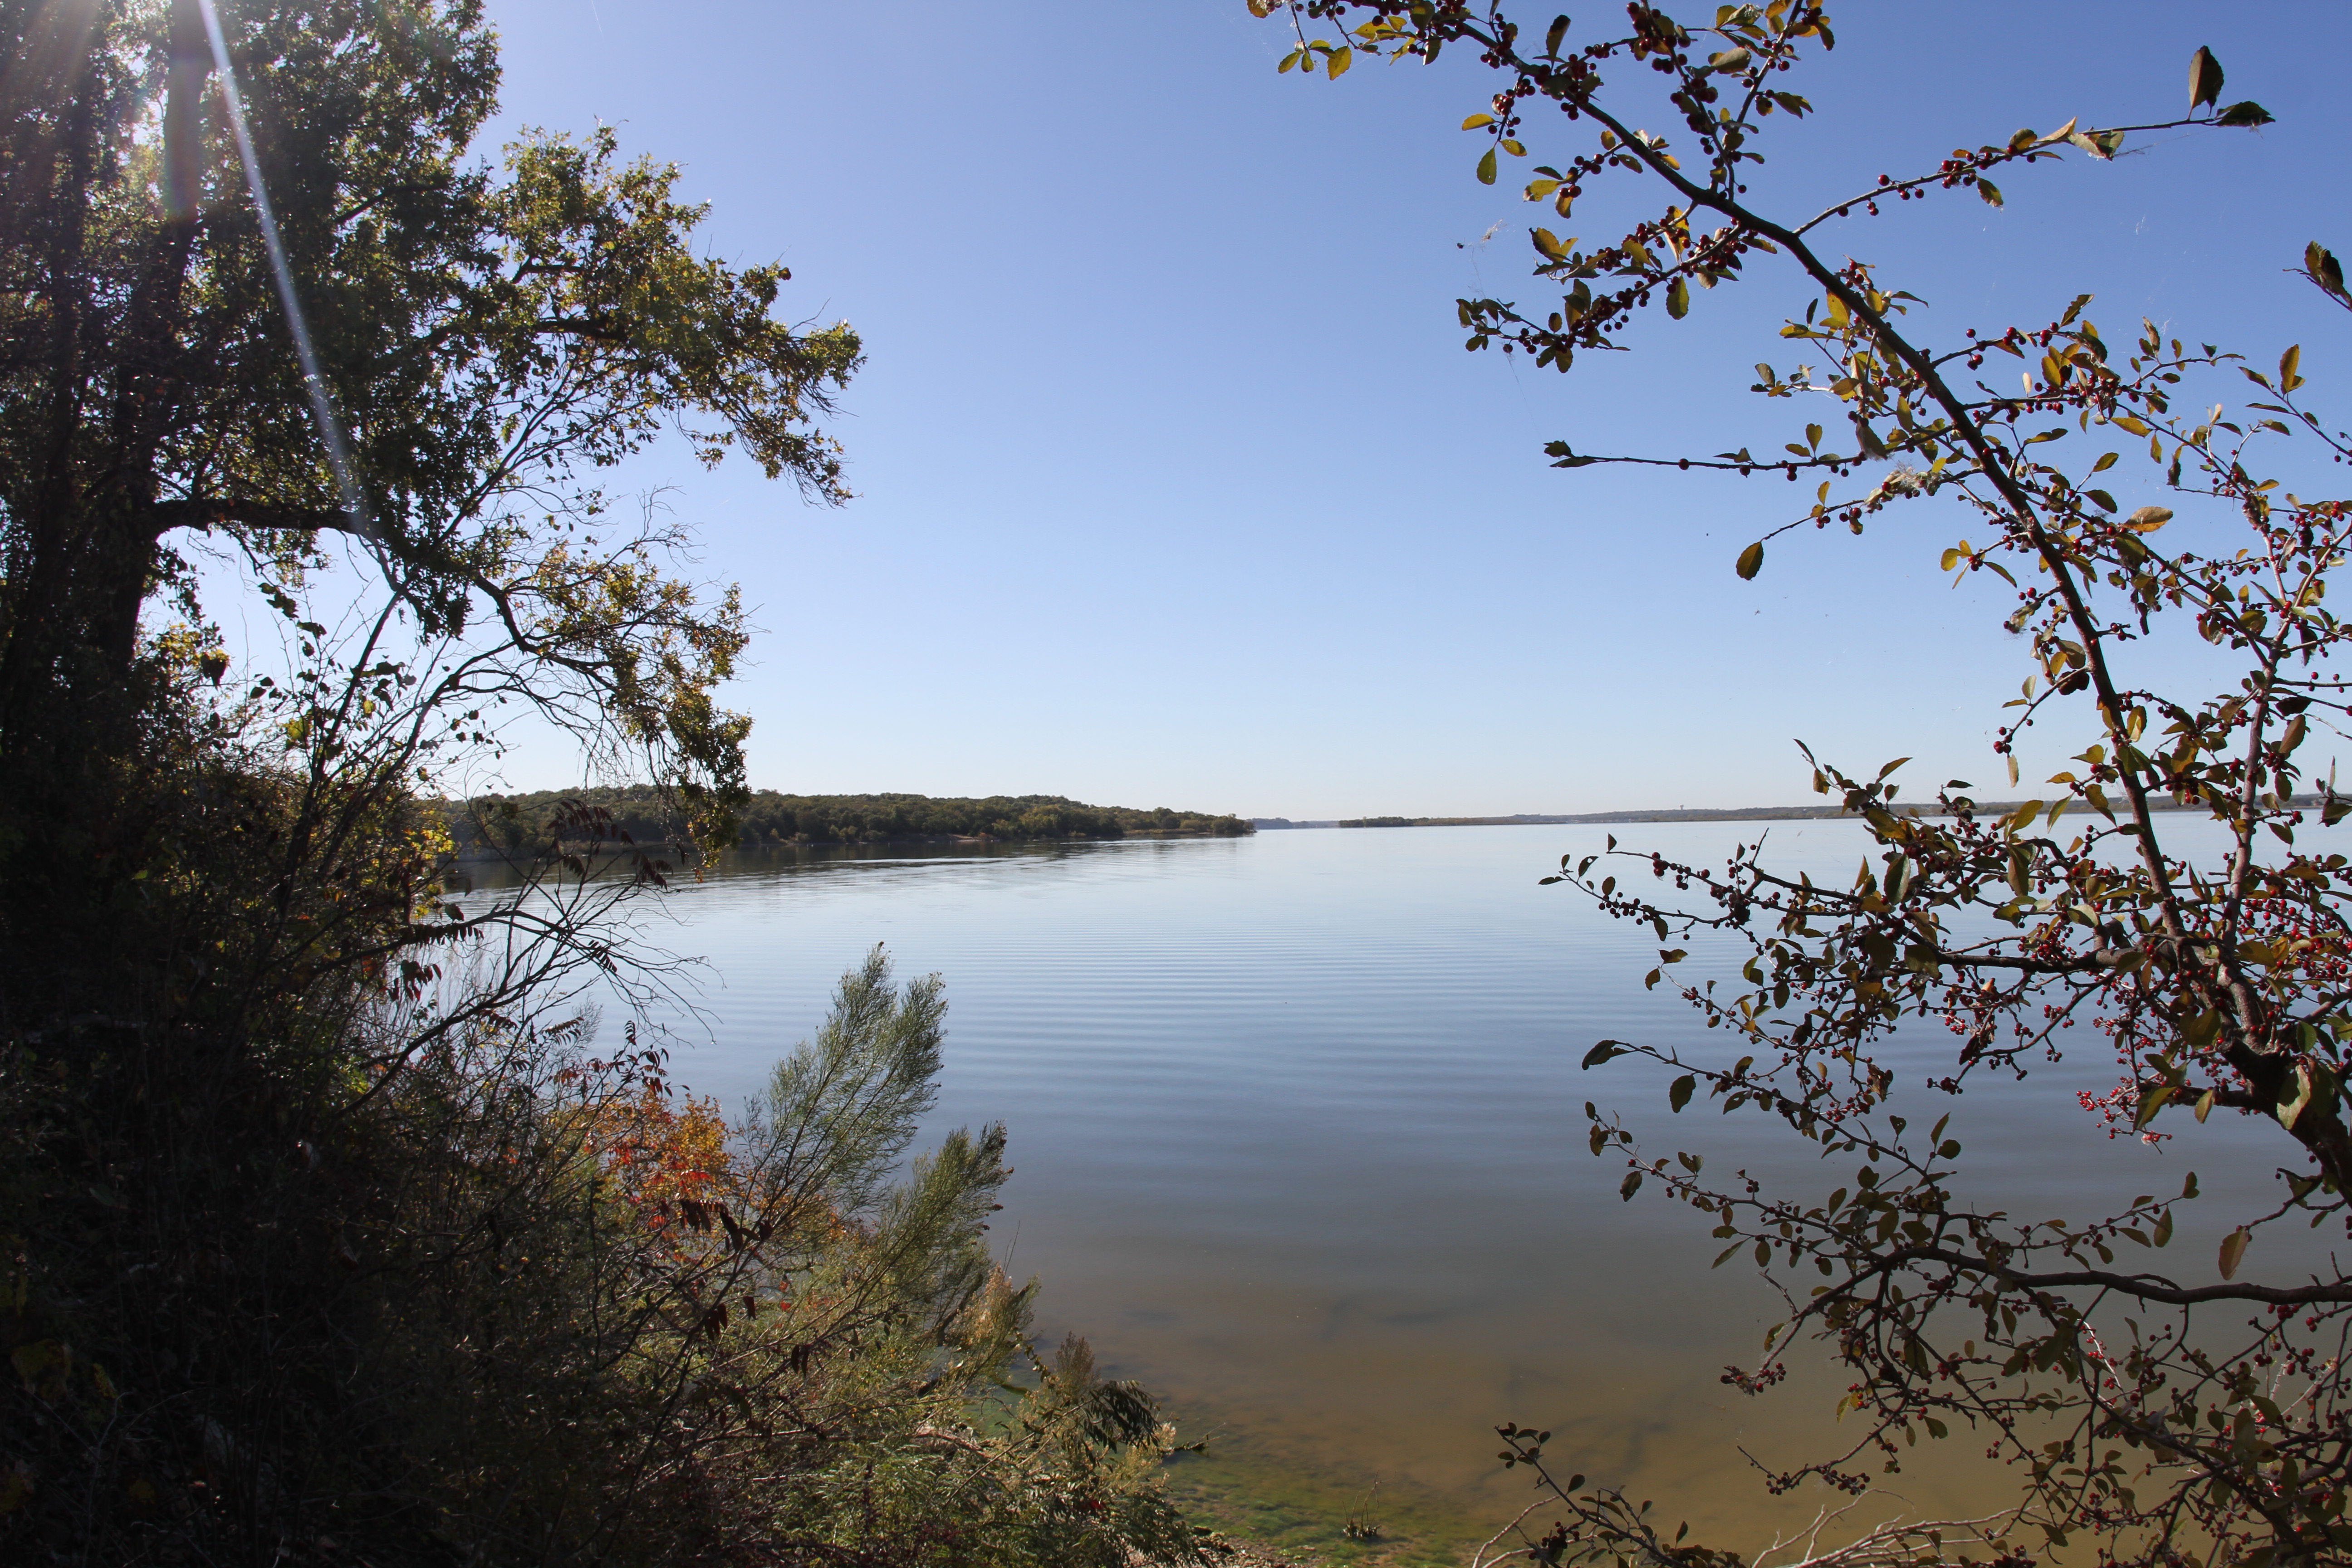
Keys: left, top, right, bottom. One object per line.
{"left": 496, "top": 822, "right": 2296, "bottom": 1561}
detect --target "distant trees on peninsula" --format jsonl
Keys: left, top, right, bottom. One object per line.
{"left": 445, "top": 787, "right": 1254, "bottom": 856}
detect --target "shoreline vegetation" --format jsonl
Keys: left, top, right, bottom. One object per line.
{"left": 440, "top": 786, "right": 1255, "bottom": 858}
{"left": 1255, "top": 794, "right": 2335, "bottom": 830}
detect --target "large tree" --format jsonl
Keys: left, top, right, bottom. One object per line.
{"left": 0, "top": 8, "right": 1209, "bottom": 1563}
{"left": 0, "top": 0, "right": 857, "bottom": 881}
{"left": 0, "top": 0, "right": 862, "bottom": 1098}
{"left": 1258, "top": 5, "right": 2352, "bottom": 1566}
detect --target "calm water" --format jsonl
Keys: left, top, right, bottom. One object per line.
{"left": 534, "top": 820, "right": 2295, "bottom": 1560}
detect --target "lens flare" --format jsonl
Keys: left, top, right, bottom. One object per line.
{"left": 195, "top": 0, "right": 372, "bottom": 540}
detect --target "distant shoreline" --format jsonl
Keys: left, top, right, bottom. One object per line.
{"left": 447, "top": 825, "right": 1239, "bottom": 863}
{"left": 1253, "top": 795, "right": 2331, "bottom": 831}
{"left": 436, "top": 787, "right": 1254, "bottom": 859}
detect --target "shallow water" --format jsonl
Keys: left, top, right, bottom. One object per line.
{"left": 499, "top": 819, "right": 2300, "bottom": 1562}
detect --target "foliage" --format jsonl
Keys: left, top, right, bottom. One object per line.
{"left": 351, "top": 947, "right": 1207, "bottom": 1566}
{"left": 0, "top": 4, "right": 1202, "bottom": 1562}
{"left": 0, "top": 0, "right": 857, "bottom": 874}
{"left": 443, "top": 786, "right": 1254, "bottom": 856}
{"left": 1258, "top": 4, "right": 2352, "bottom": 1566}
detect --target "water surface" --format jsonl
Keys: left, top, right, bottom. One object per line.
{"left": 565, "top": 820, "right": 2290, "bottom": 1561}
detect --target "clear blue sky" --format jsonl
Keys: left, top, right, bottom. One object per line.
{"left": 470, "top": 2, "right": 2352, "bottom": 818}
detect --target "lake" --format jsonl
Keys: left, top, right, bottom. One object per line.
{"left": 532, "top": 819, "right": 2292, "bottom": 1563}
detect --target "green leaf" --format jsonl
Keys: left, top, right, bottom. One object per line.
{"left": 1669, "top": 1074, "right": 1696, "bottom": 1112}
{"left": 2125, "top": 505, "right": 2173, "bottom": 531}
{"left": 1583, "top": 1041, "right": 1629, "bottom": 1068}
{"left": 2152, "top": 1208, "right": 2174, "bottom": 1247}
{"left": 1462, "top": 113, "right": 1496, "bottom": 130}
{"left": 2214, "top": 101, "right": 2273, "bottom": 127}
{"left": 1620, "top": 1169, "right": 1644, "bottom": 1201}
{"left": 1977, "top": 180, "right": 2003, "bottom": 208}
{"left": 1326, "top": 44, "right": 1352, "bottom": 78}
{"left": 1477, "top": 147, "right": 1498, "bottom": 185}
{"left": 2133, "top": 1085, "right": 2171, "bottom": 1129}
{"left": 2218, "top": 1227, "right": 2250, "bottom": 1280}
{"left": 2280, "top": 344, "right": 2303, "bottom": 392}
{"left": 2084, "top": 489, "right": 2116, "bottom": 512}
{"left": 2190, "top": 45, "right": 2224, "bottom": 112}
{"left": 1735, "top": 541, "right": 1764, "bottom": 579}
{"left": 1667, "top": 277, "right": 1690, "bottom": 319}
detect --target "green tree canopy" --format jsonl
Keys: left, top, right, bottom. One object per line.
{"left": 0, "top": 0, "right": 858, "bottom": 835}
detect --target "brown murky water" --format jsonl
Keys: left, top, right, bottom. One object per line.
{"left": 490, "top": 820, "right": 2293, "bottom": 1563}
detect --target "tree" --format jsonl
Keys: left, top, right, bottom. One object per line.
{"left": 0, "top": 6, "right": 1210, "bottom": 1562}
{"left": 1257, "top": 4, "right": 2352, "bottom": 1565}
{"left": 0, "top": 0, "right": 857, "bottom": 903}
{"left": 354, "top": 946, "right": 1205, "bottom": 1565}
{"left": 0, "top": 0, "right": 854, "bottom": 1294}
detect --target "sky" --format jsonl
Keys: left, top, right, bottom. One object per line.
{"left": 443, "top": 1, "right": 2352, "bottom": 818}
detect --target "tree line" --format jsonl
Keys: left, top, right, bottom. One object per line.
{"left": 446, "top": 787, "right": 1253, "bottom": 858}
